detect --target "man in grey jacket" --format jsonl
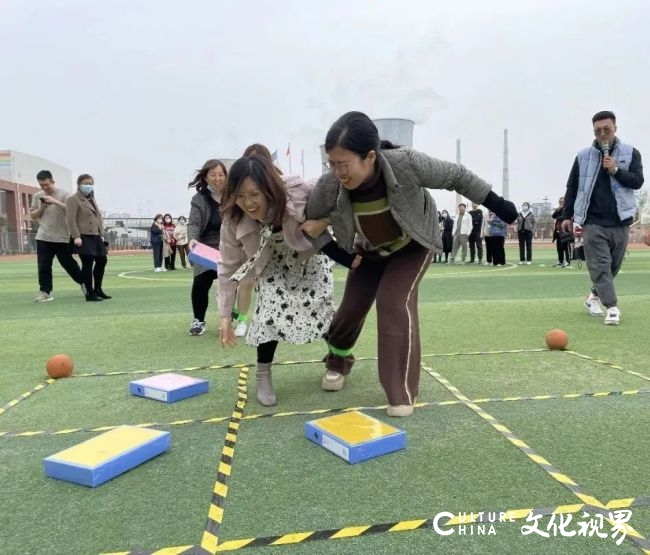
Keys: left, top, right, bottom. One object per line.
{"left": 561, "top": 111, "right": 644, "bottom": 325}
{"left": 30, "top": 170, "right": 83, "bottom": 302}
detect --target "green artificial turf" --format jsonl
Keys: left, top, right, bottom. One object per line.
{"left": 1, "top": 246, "right": 649, "bottom": 554}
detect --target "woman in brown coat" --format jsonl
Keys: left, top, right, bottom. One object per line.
{"left": 65, "top": 174, "right": 110, "bottom": 301}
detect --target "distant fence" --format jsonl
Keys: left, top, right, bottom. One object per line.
{"left": 0, "top": 231, "right": 151, "bottom": 255}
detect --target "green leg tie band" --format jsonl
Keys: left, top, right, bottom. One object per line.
{"left": 327, "top": 343, "right": 353, "bottom": 357}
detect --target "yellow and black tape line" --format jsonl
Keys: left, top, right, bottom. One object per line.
{"left": 71, "top": 348, "right": 549, "bottom": 379}
{"left": 100, "top": 495, "right": 650, "bottom": 554}
{"left": 566, "top": 350, "right": 650, "bottom": 383}
{"left": 0, "top": 378, "right": 56, "bottom": 418}
{"left": 199, "top": 367, "right": 249, "bottom": 554}
{"left": 3, "top": 388, "right": 648, "bottom": 439}
{"left": 423, "top": 365, "right": 650, "bottom": 553}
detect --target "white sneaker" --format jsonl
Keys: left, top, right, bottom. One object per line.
{"left": 321, "top": 370, "right": 345, "bottom": 391}
{"left": 584, "top": 295, "right": 604, "bottom": 317}
{"left": 188, "top": 319, "right": 206, "bottom": 336}
{"left": 34, "top": 291, "right": 54, "bottom": 303}
{"left": 518, "top": 261, "right": 524, "bottom": 265}
{"left": 234, "top": 321, "right": 248, "bottom": 337}
{"left": 526, "top": 261, "right": 532, "bottom": 265}
{"left": 604, "top": 307, "right": 621, "bottom": 326}
{"left": 387, "top": 404, "right": 414, "bottom": 417}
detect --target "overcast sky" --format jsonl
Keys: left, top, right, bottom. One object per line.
{"left": 2, "top": 0, "right": 649, "bottom": 217}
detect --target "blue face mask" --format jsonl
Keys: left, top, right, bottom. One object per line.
{"left": 80, "top": 184, "right": 94, "bottom": 195}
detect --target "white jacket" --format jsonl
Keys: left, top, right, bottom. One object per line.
{"left": 452, "top": 213, "right": 472, "bottom": 235}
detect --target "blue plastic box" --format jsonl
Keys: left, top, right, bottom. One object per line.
{"left": 43, "top": 426, "right": 170, "bottom": 487}
{"left": 188, "top": 243, "right": 221, "bottom": 271}
{"left": 129, "top": 373, "right": 209, "bottom": 403}
{"left": 305, "top": 411, "right": 407, "bottom": 464}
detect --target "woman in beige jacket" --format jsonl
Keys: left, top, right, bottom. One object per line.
{"left": 65, "top": 174, "right": 110, "bottom": 301}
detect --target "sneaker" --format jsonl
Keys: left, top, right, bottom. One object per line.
{"left": 234, "top": 321, "right": 248, "bottom": 337}
{"left": 584, "top": 294, "right": 604, "bottom": 317}
{"left": 321, "top": 370, "right": 345, "bottom": 391}
{"left": 189, "top": 319, "right": 206, "bottom": 336}
{"left": 553, "top": 262, "right": 563, "bottom": 267}
{"left": 34, "top": 291, "right": 54, "bottom": 303}
{"left": 154, "top": 267, "right": 161, "bottom": 272}
{"left": 518, "top": 261, "right": 524, "bottom": 265}
{"left": 604, "top": 307, "right": 621, "bottom": 326}
{"left": 387, "top": 404, "right": 414, "bottom": 417}
{"left": 80, "top": 283, "right": 87, "bottom": 296}
{"left": 562, "top": 261, "right": 570, "bottom": 268}
{"left": 526, "top": 261, "right": 532, "bottom": 265}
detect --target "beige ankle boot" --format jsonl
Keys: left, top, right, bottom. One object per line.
{"left": 256, "top": 363, "right": 277, "bottom": 406}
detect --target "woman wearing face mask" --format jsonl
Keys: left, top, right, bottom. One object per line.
{"left": 302, "top": 111, "right": 517, "bottom": 416}
{"left": 150, "top": 214, "right": 165, "bottom": 272}
{"left": 440, "top": 209, "right": 454, "bottom": 263}
{"left": 161, "top": 214, "right": 177, "bottom": 270}
{"left": 516, "top": 202, "right": 535, "bottom": 265}
{"left": 65, "top": 174, "right": 111, "bottom": 301}
{"left": 173, "top": 216, "right": 189, "bottom": 270}
{"left": 218, "top": 154, "right": 356, "bottom": 407}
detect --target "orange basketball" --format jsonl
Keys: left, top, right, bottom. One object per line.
{"left": 46, "top": 354, "right": 75, "bottom": 378}
{"left": 545, "top": 329, "right": 569, "bottom": 351}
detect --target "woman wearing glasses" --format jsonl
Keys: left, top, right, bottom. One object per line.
{"left": 218, "top": 152, "right": 355, "bottom": 407}
{"left": 303, "top": 111, "right": 517, "bottom": 416}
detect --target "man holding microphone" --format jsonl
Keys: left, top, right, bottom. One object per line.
{"left": 561, "top": 111, "right": 644, "bottom": 325}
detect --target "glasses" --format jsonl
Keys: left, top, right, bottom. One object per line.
{"left": 325, "top": 160, "right": 353, "bottom": 174}
{"left": 593, "top": 126, "right": 613, "bottom": 136}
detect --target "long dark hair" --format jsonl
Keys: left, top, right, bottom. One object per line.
{"left": 221, "top": 155, "right": 287, "bottom": 227}
{"left": 324, "top": 111, "right": 399, "bottom": 157}
{"left": 187, "top": 159, "right": 228, "bottom": 193}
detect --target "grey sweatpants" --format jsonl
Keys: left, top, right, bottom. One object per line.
{"left": 582, "top": 224, "right": 629, "bottom": 309}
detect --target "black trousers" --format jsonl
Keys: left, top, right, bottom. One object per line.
{"left": 79, "top": 254, "right": 107, "bottom": 293}
{"left": 484, "top": 236, "right": 494, "bottom": 264}
{"left": 152, "top": 241, "right": 163, "bottom": 268}
{"left": 490, "top": 236, "right": 506, "bottom": 265}
{"left": 518, "top": 230, "right": 533, "bottom": 261}
{"left": 165, "top": 246, "right": 177, "bottom": 269}
{"left": 257, "top": 341, "right": 278, "bottom": 363}
{"left": 36, "top": 240, "right": 83, "bottom": 294}
{"left": 556, "top": 240, "right": 571, "bottom": 264}
{"left": 191, "top": 270, "right": 218, "bottom": 321}
{"left": 469, "top": 232, "right": 483, "bottom": 262}
{"left": 177, "top": 244, "right": 189, "bottom": 268}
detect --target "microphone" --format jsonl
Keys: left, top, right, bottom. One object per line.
{"left": 601, "top": 141, "right": 610, "bottom": 157}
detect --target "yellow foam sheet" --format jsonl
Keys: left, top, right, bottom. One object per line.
{"left": 313, "top": 411, "right": 400, "bottom": 445}
{"left": 50, "top": 426, "right": 166, "bottom": 467}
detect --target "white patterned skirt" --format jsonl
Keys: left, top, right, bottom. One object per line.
{"left": 246, "top": 232, "right": 335, "bottom": 346}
